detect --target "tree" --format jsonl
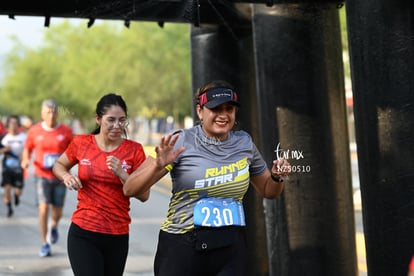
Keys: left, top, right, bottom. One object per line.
{"left": 0, "top": 20, "right": 191, "bottom": 131}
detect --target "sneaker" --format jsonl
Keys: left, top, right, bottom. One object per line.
{"left": 7, "top": 208, "right": 13, "bottom": 218}
{"left": 50, "top": 227, "right": 59, "bottom": 244}
{"left": 39, "top": 243, "right": 51, "bottom": 257}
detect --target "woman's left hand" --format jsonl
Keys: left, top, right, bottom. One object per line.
{"left": 271, "top": 158, "right": 291, "bottom": 180}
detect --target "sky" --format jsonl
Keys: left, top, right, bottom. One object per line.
{"left": 0, "top": 15, "right": 121, "bottom": 58}
{"left": 0, "top": 16, "right": 46, "bottom": 56}
{"left": 0, "top": 15, "right": 82, "bottom": 82}
{"left": 0, "top": 15, "right": 52, "bottom": 83}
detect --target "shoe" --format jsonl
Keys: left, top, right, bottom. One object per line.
{"left": 50, "top": 227, "right": 59, "bottom": 244}
{"left": 39, "top": 243, "right": 51, "bottom": 257}
{"left": 7, "top": 208, "right": 13, "bottom": 218}
{"left": 14, "top": 194, "right": 19, "bottom": 206}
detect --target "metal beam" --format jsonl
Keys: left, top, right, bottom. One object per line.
{"left": 0, "top": 0, "right": 344, "bottom": 25}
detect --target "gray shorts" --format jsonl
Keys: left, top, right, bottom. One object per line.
{"left": 35, "top": 177, "right": 67, "bottom": 207}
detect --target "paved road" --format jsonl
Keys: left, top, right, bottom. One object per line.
{"left": 0, "top": 174, "right": 366, "bottom": 276}
{"left": 0, "top": 172, "right": 170, "bottom": 276}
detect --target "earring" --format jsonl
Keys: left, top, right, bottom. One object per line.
{"left": 200, "top": 119, "right": 204, "bottom": 125}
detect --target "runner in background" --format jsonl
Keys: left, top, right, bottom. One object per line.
{"left": 0, "top": 115, "right": 26, "bottom": 217}
{"left": 21, "top": 99, "right": 73, "bottom": 257}
{"left": 53, "top": 93, "right": 149, "bottom": 276}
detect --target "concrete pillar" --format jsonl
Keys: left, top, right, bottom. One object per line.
{"left": 346, "top": 0, "right": 414, "bottom": 274}
{"left": 252, "top": 4, "right": 357, "bottom": 275}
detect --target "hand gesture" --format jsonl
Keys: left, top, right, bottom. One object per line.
{"left": 271, "top": 158, "right": 291, "bottom": 180}
{"left": 106, "top": 155, "right": 123, "bottom": 177}
{"left": 155, "top": 133, "right": 185, "bottom": 169}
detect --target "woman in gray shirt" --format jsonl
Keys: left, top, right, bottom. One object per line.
{"left": 124, "top": 80, "right": 290, "bottom": 276}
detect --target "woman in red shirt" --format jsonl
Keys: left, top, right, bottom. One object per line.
{"left": 53, "top": 93, "right": 149, "bottom": 276}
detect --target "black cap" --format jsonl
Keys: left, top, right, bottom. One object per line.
{"left": 199, "top": 87, "right": 239, "bottom": 109}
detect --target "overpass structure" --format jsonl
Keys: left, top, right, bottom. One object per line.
{"left": 1, "top": 1, "right": 413, "bottom": 275}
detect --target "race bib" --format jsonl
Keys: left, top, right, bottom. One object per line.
{"left": 5, "top": 157, "right": 20, "bottom": 169}
{"left": 43, "top": 153, "right": 60, "bottom": 169}
{"left": 194, "top": 198, "right": 246, "bottom": 227}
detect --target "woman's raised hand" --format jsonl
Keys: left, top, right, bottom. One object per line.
{"left": 154, "top": 133, "right": 185, "bottom": 169}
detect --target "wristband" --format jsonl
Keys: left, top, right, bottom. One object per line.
{"left": 271, "top": 174, "right": 284, "bottom": 183}
{"left": 165, "top": 163, "right": 173, "bottom": 172}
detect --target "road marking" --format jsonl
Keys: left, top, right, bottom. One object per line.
{"left": 356, "top": 232, "right": 367, "bottom": 272}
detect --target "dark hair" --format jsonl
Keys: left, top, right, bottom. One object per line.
{"left": 194, "top": 80, "right": 235, "bottom": 106}
{"left": 6, "top": 115, "right": 21, "bottom": 128}
{"left": 92, "top": 93, "right": 128, "bottom": 135}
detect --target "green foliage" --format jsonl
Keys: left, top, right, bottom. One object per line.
{"left": 0, "top": 20, "right": 192, "bottom": 125}
{"left": 339, "top": 6, "right": 351, "bottom": 83}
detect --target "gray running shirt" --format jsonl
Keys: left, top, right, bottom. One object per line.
{"left": 160, "top": 125, "right": 267, "bottom": 234}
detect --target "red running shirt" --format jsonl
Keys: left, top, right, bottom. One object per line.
{"left": 24, "top": 123, "right": 73, "bottom": 179}
{"left": 64, "top": 134, "right": 146, "bottom": 235}
{"left": 0, "top": 121, "right": 6, "bottom": 136}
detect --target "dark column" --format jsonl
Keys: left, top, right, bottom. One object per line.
{"left": 252, "top": 4, "right": 357, "bottom": 276}
{"left": 190, "top": 25, "right": 241, "bottom": 96}
{"left": 346, "top": 1, "right": 414, "bottom": 275}
{"left": 190, "top": 23, "right": 271, "bottom": 275}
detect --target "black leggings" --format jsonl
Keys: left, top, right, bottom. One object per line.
{"left": 154, "top": 228, "right": 248, "bottom": 276}
{"left": 67, "top": 223, "right": 129, "bottom": 276}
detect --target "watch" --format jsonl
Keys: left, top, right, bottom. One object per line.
{"left": 271, "top": 174, "right": 284, "bottom": 183}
